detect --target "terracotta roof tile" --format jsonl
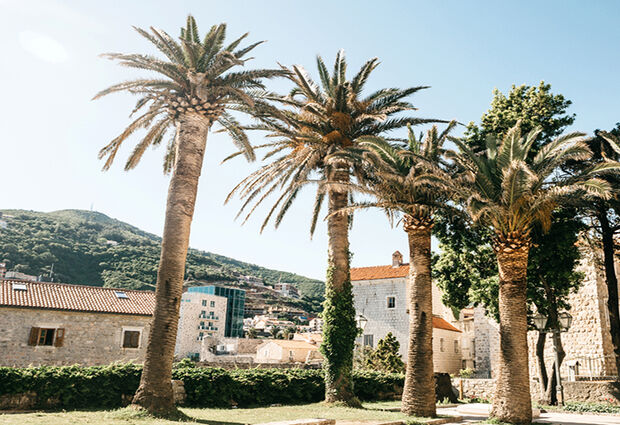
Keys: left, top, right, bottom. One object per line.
{"left": 0, "top": 279, "right": 155, "bottom": 316}
{"left": 433, "top": 316, "right": 461, "bottom": 332}
{"left": 351, "top": 264, "right": 409, "bottom": 281}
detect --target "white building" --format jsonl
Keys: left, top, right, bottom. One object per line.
{"left": 175, "top": 291, "right": 228, "bottom": 359}
{"left": 308, "top": 317, "right": 324, "bottom": 333}
{"left": 351, "top": 250, "right": 462, "bottom": 374}
{"left": 274, "top": 282, "right": 300, "bottom": 299}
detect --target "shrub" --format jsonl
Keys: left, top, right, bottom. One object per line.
{"left": 562, "top": 401, "right": 620, "bottom": 414}
{"left": 0, "top": 364, "right": 404, "bottom": 410}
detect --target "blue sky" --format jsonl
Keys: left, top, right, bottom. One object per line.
{"left": 1, "top": 0, "right": 619, "bottom": 280}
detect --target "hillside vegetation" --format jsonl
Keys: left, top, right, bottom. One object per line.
{"left": 0, "top": 209, "right": 324, "bottom": 312}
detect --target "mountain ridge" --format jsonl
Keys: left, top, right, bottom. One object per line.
{"left": 0, "top": 209, "right": 324, "bottom": 312}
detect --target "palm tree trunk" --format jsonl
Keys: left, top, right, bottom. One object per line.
{"left": 132, "top": 114, "right": 210, "bottom": 415}
{"left": 401, "top": 219, "right": 436, "bottom": 418}
{"left": 598, "top": 209, "right": 620, "bottom": 376}
{"left": 491, "top": 246, "right": 532, "bottom": 425}
{"left": 323, "top": 166, "right": 358, "bottom": 406}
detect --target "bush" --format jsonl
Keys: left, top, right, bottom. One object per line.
{"left": 562, "top": 401, "right": 620, "bottom": 414}
{"left": 0, "top": 363, "right": 141, "bottom": 409}
{"left": 0, "top": 364, "right": 404, "bottom": 410}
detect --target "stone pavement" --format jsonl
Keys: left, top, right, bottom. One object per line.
{"left": 437, "top": 405, "right": 620, "bottom": 425}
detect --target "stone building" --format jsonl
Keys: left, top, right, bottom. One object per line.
{"left": 175, "top": 291, "right": 227, "bottom": 360}
{"left": 351, "top": 251, "right": 462, "bottom": 374}
{"left": 0, "top": 279, "right": 154, "bottom": 367}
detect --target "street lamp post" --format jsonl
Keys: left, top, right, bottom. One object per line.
{"left": 533, "top": 311, "right": 573, "bottom": 406}
{"left": 356, "top": 314, "right": 368, "bottom": 334}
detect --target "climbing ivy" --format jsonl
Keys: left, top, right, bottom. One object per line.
{"left": 320, "top": 263, "right": 359, "bottom": 404}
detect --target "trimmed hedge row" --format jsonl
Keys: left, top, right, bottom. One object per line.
{"left": 0, "top": 364, "right": 404, "bottom": 410}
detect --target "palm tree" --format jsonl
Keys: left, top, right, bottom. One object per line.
{"left": 450, "top": 123, "right": 619, "bottom": 424}
{"left": 227, "top": 50, "right": 437, "bottom": 405}
{"left": 94, "top": 16, "right": 283, "bottom": 415}
{"left": 353, "top": 122, "right": 456, "bottom": 417}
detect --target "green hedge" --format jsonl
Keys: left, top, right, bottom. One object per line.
{"left": 0, "top": 364, "right": 404, "bottom": 410}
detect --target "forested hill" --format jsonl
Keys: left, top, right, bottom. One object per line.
{"left": 0, "top": 209, "right": 324, "bottom": 307}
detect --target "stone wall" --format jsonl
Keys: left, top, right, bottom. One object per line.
{"left": 452, "top": 378, "right": 620, "bottom": 404}
{"left": 0, "top": 307, "right": 151, "bottom": 366}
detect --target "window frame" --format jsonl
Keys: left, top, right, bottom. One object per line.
{"left": 386, "top": 296, "right": 396, "bottom": 309}
{"left": 121, "top": 327, "right": 143, "bottom": 349}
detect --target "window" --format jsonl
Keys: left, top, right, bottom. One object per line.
{"left": 12, "top": 283, "right": 27, "bottom": 291}
{"left": 210, "top": 301, "right": 216, "bottom": 307}
{"left": 114, "top": 291, "right": 129, "bottom": 299}
{"left": 454, "top": 340, "right": 459, "bottom": 353}
{"left": 28, "top": 327, "right": 65, "bottom": 347}
{"left": 363, "top": 334, "right": 374, "bottom": 347}
{"left": 122, "top": 330, "right": 141, "bottom": 348}
{"left": 440, "top": 338, "right": 445, "bottom": 352}
{"left": 289, "top": 350, "right": 294, "bottom": 361}
{"left": 387, "top": 297, "right": 396, "bottom": 309}
{"left": 202, "top": 300, "right": 207, "bottom": 306}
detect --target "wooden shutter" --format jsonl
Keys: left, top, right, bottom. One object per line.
{"left": 54, "top": 328, "right": 65, "bottom": 347}
{"left": 28, "top": 327, "right": 40, "bottom": 346}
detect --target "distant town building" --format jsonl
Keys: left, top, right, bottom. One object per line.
{"left": 4, "top": 271, "right": 38, "bottom": 282}
{"left": 256, "top": 339, "right": 323, "bottom": 364}
{"left": 274, "top": 282, "right": 301, "bottom": 299}
{"left": 175, "top": 291, "right": 227, "bottom": 359}
{"left": 308, "top": 317, "right": 324, "bottom": 333}
{"left": 351, "top": 251, "right": 462, "bottom": 374}
{"left": 239, "top": 275, "right": 265, "bottom": 286}
{"left": 0, "top": 279, "right": 154, "bottom": 367}
{"left": 187, "top": 285, "right": 246, "bottom": 338}
{"left": 0, "top": 263, "right": 6, "bottom": 280}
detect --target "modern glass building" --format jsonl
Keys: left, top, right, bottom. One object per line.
{"left": 187, "top": 285, "right": 246, "bottom": 338}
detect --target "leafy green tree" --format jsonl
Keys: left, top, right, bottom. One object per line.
{"left": 450, "top": 123, "right": 616, "bottom": 424}
{"left": 283, "top": 326, "right": 297, "bottom": 340}
{"left": 93, "top": 16, "right": 282, "bottom": 415}
{"left": 246, "top": 328, "right": 258, "bottom": 339}
{"left": 228, "top": 50, "right": 435, "bottom": 405}
{"left": 270, "top": 326, "right": 281, "bottom": 339}
{"left": 365, "top": 333, "right": 405, "bottom": 374}
{"left": 464, "top": 81, "right": 575, "bottom": 156}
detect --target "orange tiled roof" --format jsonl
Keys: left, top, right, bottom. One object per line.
{"left": 433, "top": 316, "right": 461, "bottom": 333}
{"left": 0, "top": 279, "right": 155, "bottom": 316}
{"left": 350, "top": 264, "right": 409, "bottom": 281}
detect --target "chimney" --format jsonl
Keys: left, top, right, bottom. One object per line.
{"left": 392, "top": 251, "right": 403, "bottom": 267}
{"left": 0, "top": 263, "right": 5, "bottom": 280}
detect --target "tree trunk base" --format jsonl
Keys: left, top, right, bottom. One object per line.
{"left": 401, "top": 405, "right": 437, "bottom": 418}
{"left": 132, "top": 384, "right": 177, "bottom": 417}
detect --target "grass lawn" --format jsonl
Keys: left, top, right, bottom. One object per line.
{"left": 0, "top": 402, "right": 435, "bottom": 425}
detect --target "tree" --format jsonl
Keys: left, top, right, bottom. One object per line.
{"left": 270, "top": 326, "right": 281, "bottom": 339}
{"left": 528, "top": 210, "right": 584, "bottom": 405}
{"left": 353, "top": 123, "right": 456, "bottom": 417}
{"left": 94, "top": 16, "right": 282, "bottom": 415}
{"left": 451, "top": 123, "right": 616, "bottom": 424}
{"left": 227, "top": 50, "right": 436, "bottom": 405}
{"left": 365, "top": 332, "right": 405, "bottom": 373}
{"left": 283, "top": 326, "right": 296, "bottom": 340}
{"left": 464, "top": 81, "right": 575, "bottom": 156}
{"left": 570, "top": 126, "right": 620, "bottom": 375}
{"left": 246, "top": 327, "right": 258, "bottom": 339}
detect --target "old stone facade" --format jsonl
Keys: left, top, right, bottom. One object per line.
{"left": 0, "top": 307, "right": 152, "bottom": 367}
{"left": 351, "top": 251, "right": 463, "bottom": 374}
{"left": 175, "top": 291, "right": 227, "bottom": 360}
{"left": 0, "top": 280, "right": 155, "bottom": 367}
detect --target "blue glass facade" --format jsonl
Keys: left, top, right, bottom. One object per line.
{"left": 187, "top": 285, "right": 246, "bottom": 338}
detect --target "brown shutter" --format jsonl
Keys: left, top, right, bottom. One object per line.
{"left": 54, "top": 328, "right": 65, "bottom": 347}
{"left": 28, "top": 327, "right": 40, "bottom": 346}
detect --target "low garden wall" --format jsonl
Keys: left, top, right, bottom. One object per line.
{"left": 452, "top": 378, "right": 620, "bottom": 404}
